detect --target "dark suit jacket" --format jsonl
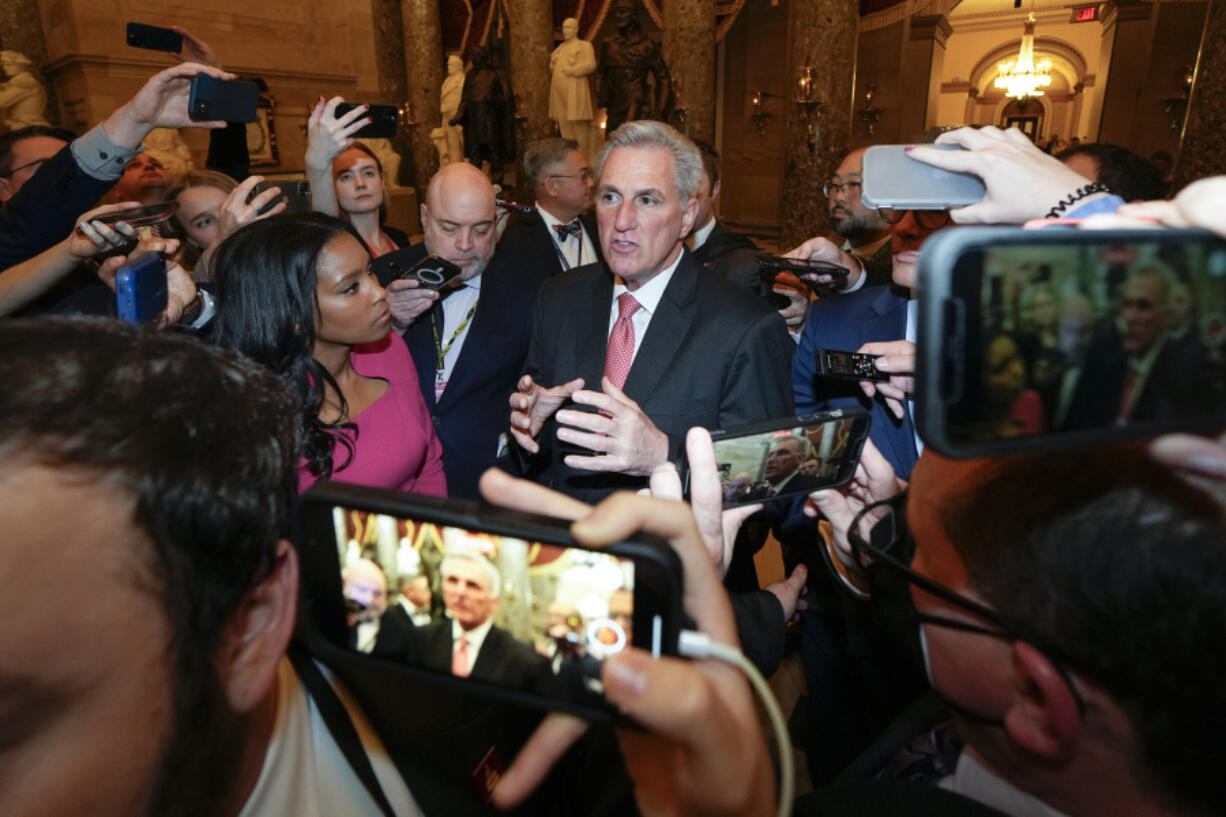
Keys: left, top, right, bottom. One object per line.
{"left": 414, "top": 619, "right": 553, "bottom": 693}
{"left": 517, "top": 249, "right": 795, "bottom": 502}
{"left": 854, "top": 237, "right": 894, "bottom": 290}
{"left": 692, "top": 219, "right": 760, "bottom": 294}
{"left": 497, "top": 210, "right": 602, "bottom": 278}
{"left": 794, "top": 284, "right": 919, "bottom": 480}
{"left": 379, "top": 244, "right": 550, "bottom": 499}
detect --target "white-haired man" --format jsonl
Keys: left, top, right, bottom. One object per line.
{"left": 509, "top": 120, "right": 793, "bottom": 502}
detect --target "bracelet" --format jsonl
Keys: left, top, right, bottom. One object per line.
{"left": 1045, "top": 182, "right": 1110, "bottom": 219}
{"left": 182, "top": 289, "right": 216, "bottom": 330}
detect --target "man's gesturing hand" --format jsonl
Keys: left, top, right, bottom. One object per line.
{"left": 509, "top": 375, "right": 585, "bottom": 453}
{"left": 556, "top": 377, "right": 670, "bottom": 476}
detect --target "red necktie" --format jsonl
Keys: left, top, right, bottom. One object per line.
{"left": 452, "top": 635, "right": 469, "bottom": 677}
{"left": 604, "top": 293, "right": 641, "bottom": 389}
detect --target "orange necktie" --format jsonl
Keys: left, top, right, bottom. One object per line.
{"left": 452, "top": 635, "right": 469, "bottom": 677}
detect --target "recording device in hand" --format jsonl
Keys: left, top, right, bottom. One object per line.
{"left": 250, "top": 181, "right": 311, "bottom": 216}
{"left": 188, "top": 75, "right": 259, "bottom": 123}
{"left": 294, "top": 483, "right": 683, "bottom": 720}
{"left": 335, "top": 103, "right": 399, "bottom": 139}
{"left": 84, "top": 201, "right": 180, "bottom": 230}
{"left": 815, "top": 349, "right": 891, "bottom": 382}
{"left": 757, "top": 255, "right": 849, "bottom": 300}
{"left": 125, "top": 22, "right": 183, "bottom": 53}
{"left": 861, "top": 144, "right": 985, "bottom": 210}
{"left": 916, "top": 226, "right": 1226, "bottom": 456}
{"left": 372, "top": 251, "right": 464, "bottom": 293}
{"left": 683, "top": 409, "right": 871, "bottom": 508}
{"left": 115, "top": 252, "right": 168, "bottom": 323}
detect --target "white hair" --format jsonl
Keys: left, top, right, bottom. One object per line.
{"left": 596, "top": 120, "right": 702, "bottom": 202}
{"left": 440, "top": 550, "right": 501, "bottom": 598}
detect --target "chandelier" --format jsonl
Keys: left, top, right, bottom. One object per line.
{"left": 995, "top": 13, "right": 1053, "bottom": 99}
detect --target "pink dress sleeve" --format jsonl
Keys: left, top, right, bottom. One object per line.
{"left": 298, "top": 333, "right": 448, "bottom": 497}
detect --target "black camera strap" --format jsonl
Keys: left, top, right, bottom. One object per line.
{"left": 287, "top": 644, "right": 400, "bottom": 817}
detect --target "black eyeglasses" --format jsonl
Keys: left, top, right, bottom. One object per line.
{"left": 878, "top": 208, "right": 952, "bottom": 229}
{"left": 847, "top": 491, "right": 1087, "bottom": 715}
{"left": 0, "top": 156, "right": 49, "bottom": 179}
{"left": 548, "top": 168, "right": 593, "bottom": 181}
{"left": 822, "top": 181, "right": 861, "bottom": 196}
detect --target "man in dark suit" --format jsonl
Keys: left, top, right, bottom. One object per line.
{"left": 498, "top": 137, "right": 602, "bottom": 278}
{"left": 509, "top": 120, "right": 794, "bottom": 502}
{"left": 379, "top": 161, "right": 549, "bottom": 499}
{"left": 743, "top": 436, "right": 827, "bottom": 501}
{"left": 686, "top": 139, "right": 760, "bottom": 291}
{"left": 418, "top": 551, "right": 551, "bottom": 692}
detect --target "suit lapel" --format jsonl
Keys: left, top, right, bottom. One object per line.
{"left": 575, "top": 267, "right": 614, "bottom": 388}
{"left": 622, "top": 252, "right": 699, "bottom": 399}
{"left": 406, "top": 306, "right": 440, "bottom": 413}
{"left": 471, "top": 627, "right": 504, "bottom": 678}
{"left": 435, "top": 272, "right": 499, "bottom": 411}
{"left": 530, "top": 217, "right": 567, "bottom": 276}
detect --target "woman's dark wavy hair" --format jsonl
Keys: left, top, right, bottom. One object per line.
{"left": 210, "top": 211, "right": 358, "bottom": 478}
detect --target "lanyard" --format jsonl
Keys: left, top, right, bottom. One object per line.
{"left": 551, "top": 225, "right": 584, "bottom": 271}
{"left": 432, "top": 297, "right": 479, "bottom": 373}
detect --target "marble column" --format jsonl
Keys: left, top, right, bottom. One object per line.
{"left": 0, "top": 0, "right": 59, "bottom": 126}
{"left": 1174, "top": 0, "right": 1226, "bottom": 189}
{"left": 401, "top": 0, "right": 444, "bottom": 192}
{"left": 899, "top": 15, "right": 952, "bottom": 137}
{"left": 779, "top": 0, "right": 858, "bottom": 249}
{"left": 370, "top": 0, "right": 413, "bottom": 187}
{"left": 662, "top": 0, "right": 717, "bottom": 144}
{"left": 506, "top": 0, "right": 554, "bottom": 171}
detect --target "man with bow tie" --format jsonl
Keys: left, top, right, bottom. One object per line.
{"left": 498, "top": 137, "right": 603, "bottom": 279}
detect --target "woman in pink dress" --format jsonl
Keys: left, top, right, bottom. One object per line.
{"left": 211, "top": 212, "right": 446, "bottom": 496}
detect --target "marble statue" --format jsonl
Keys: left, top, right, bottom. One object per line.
{"left": 549, "top": 18, "right": 597, "bottom": 161}
{"left": 596, "top": 0, "right": 673, "bottom": 133}
{"left": 142, "top": 127, "right": 195, "bottom": 185}
{"left": 358, "top": 137, "right": 403, "bottom": 188}
{"left": 450, "top": 45, "right": 516, "bottom": 185}
{"left": 439, "top": 55, "right": 466, "bottom": 165}
{"left": 0, "top": 51, "right": 49, "bottom": 131}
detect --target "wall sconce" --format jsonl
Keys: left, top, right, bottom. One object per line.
{"left": 397, "top": 101, "right": 417, "bottom": 128}
{"left": 856, "top": 83, "right": 883, "bottom": 136}
{"left": 1161, "top": 64, "right": 1194, "bottom": 132}
{"left": 794, "top": 63, "right": 824, "bottom": 154}
{"left": 674, "top": 107, "right": 690, "bottom": 137}
{"left": 750, "top": 90, "right": 774, "bottom": 137}
{"left": 599, "top": 111, "right": 608, "bottom": 139}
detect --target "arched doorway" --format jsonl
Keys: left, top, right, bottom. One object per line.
{"left": 1001, "top": 97, "right": 1043, "bottom": 140}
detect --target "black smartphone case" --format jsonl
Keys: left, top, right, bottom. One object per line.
{"left": 188, "top": 75, "right": 259, "bottom": 123}
{"left": 126, "top": 22, "right": 183, "bottom": 53}
{"left": 336, "top": 103, "right": 399, "bottom": 139}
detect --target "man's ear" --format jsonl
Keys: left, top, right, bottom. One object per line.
{"left": 1002, "top": 641, "right": 1082, "bottom": 760}
{"left": 711, "top": 179, "right": 721, "bottom": 203}
{"left": 680, "top": 196, "right": 699, "bottom": 238}
{"left": 0, "top": 177, "right": 12, "bottom": 202}
{"left": 216, "top": 539, "right": 299, "bottom": 714}
{"left": 419, "top": 202, "right": 429, "bottom": 228}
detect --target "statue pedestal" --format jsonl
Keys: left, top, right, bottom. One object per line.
{"left": 386, "top": 187, "right": 422, "bottom": 239}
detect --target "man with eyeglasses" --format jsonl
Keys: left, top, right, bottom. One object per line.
{"left": 499, "top": 137, "right": 601, "bottom": 278}
{"left": 0, "top": 63, "right": 234, "bottom": 274}
{"left": 799, "top": 440, "right": 1226, "bottom": 817}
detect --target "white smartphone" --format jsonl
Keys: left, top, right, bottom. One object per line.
{"left": 861, "top": 144, "right": 986, "bottom": 210}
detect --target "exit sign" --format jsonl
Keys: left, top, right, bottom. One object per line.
{"left": 1071, "top": 4, "right": 1099, "bottom": 22}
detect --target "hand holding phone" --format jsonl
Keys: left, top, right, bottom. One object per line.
{"left": 862, "top": 143, "right": 986, "bottom": 211}
{"left": 115, "top": 252, "right": 168, "bottom": 323}
{"left": 188, "top": 75, "right": 258, "bottom": 123}
{"left": 87, "top": 201, "right": 180, "bottom": 229}
{"left": 335, "top": 102, "right": 398, "bottom": 139}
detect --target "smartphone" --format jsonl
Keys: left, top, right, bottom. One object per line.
{"left": 815, "top": 349, "right": 890, "bottom": 382}
{"left": 683, "top": 409, "right": 871, "bottom": 508}
{"left": 497, "top": 200, "right": 536, "bottom": 215}
{"left": 335, "top": 103, "right": 399, "bottom": 139}
{"left": 861, "top": 144, "right": 986, "bottom": 210}
{"left": 86, "top": 201, "right": 180, "bottom": 230}
{"left": 916, "top": 226, "right": 1226, "bottom": 457}
{"left": 293, "top": 483, "right": 683, "bottom": 720}
{"left": 188, "top": 75, "right": 259, "bottom": 123}
{"left": 758, "top": 255, "right": 849, "bottom": 296}
{"left": 126, "top": 22, "right": 183, "bottom": 53}
{"left": 114, "top": 252, "right": 168, "bottom": 323}
{"left": 250, "top": 180, "right": 311, "bottom": 215}
{"left": 373, "top": 251, "right": 464, "bottom": 292}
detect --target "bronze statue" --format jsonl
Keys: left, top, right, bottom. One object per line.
{"left": 596, "top": 0, "right": 673, "bottom": 133}
{"left": 449, "top": 45, "right": 516, "bottom": 185}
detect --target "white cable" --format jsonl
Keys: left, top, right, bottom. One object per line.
{"left": 678, "top": 630, "right": 794, "bottom": 817}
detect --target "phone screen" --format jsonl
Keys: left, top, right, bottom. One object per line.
{"left": 708, "top": 414, "right": 869, "bottom": 507}
{"left": 329, "top": 504, "right": 638, "bottom": 707}
{"left": 945, "top": 235, "right": 1226, "bottom": 444}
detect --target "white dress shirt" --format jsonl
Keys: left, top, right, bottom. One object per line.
{"left": 434, "top": 274, "right": 482, "bottom": 399}
{"left": 537, "top": 204, "right": 598, "bottom": 271}
{"left": 938, "top": 750, "right": 1070, "bottom": 817}
{"left": 452, "top": 616, "right": 495, "bottom": 676}
{"left": 686, "top": 216, "right": 717, "bottom": 251}
{"left": 607, "top": 250, "right": 684, "bottom": 366}
{"left": 401, "top": 597, "right": 432, "bottom": 628}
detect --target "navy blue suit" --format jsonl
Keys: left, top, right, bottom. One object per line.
{"left": 791, "top": 283, "right": 927, "bottom": 785}
{"left": 378, "top": 245, "right": 549, "bottom": 500}
{"left": 793, "top": 284, "right": 919, "bottom": 479}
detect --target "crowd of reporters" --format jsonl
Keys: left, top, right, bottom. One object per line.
{"left": 2, "top": 24, "right": 1226, "bottom": 817}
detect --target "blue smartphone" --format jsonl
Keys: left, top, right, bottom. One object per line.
{"left": 115, "top": 253, "right": 168, "bottom": 323}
